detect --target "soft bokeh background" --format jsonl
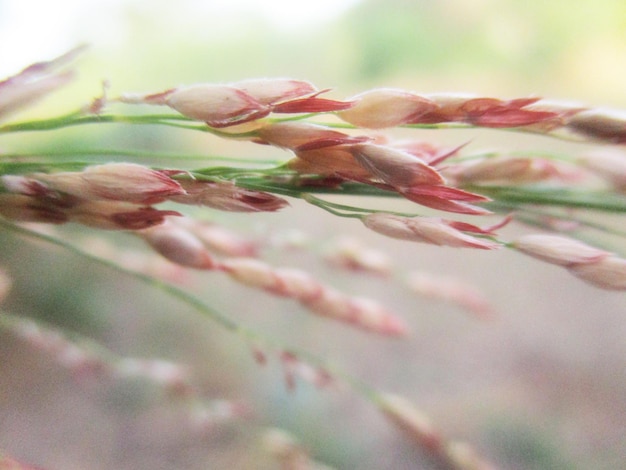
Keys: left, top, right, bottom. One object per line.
{"left": 1, "top": 1, "right": 625, "bottom": 469}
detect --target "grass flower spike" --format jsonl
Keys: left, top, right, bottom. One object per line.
{"left": 2, "top": 50, "right": 626, "bottom": 469}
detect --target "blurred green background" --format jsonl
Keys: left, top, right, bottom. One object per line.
{"left": 1, "top": 1, "right": 625, "bottom": 469}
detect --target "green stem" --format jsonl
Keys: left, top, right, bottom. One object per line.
{"left": 0, "top": 112, "right": 208, "bottom": 134}
{"left": 474, "top": 185, "right": 626, "bottom": 213}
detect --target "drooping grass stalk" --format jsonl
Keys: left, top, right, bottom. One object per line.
{"left": 0, "top": 218, "right": 373, "bottom": 396}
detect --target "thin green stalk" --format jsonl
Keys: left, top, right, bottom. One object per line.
{"left": 0, "top": 112, "right": 206, "bottom": 134}
{"left": 475, "top": 185, "right": 626, "bottom": 213}
{"left": 0, "top": 149, "right": 283, "bottom": 165}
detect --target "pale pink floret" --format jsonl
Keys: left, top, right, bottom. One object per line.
{"left": 349, "top": 143, "right": 445, "bottom": 188}
{"left": 164, "top": 84, "right": 271, "bottom": 127}
{"left": 568, "top": 256, "right": 626, "bottom": 291}
{"left": 363, "top": 213, "right": 500, "bottom": 250}
{"left": 221, "top": 259, "right": 322, "bottom": 301}
{"left": 338, "top": 88, "right": 438, "bottom": 128}
{"left": 172, "top": 180, "right": 288, "bottom": 212}
{"left": 232, "top": 78, "right": 317, "bottom": 105}
{"left": 379, "top": 393, "right": 497, "bottom": 470}
{"left": 220, "top": 258, "right": 277, "bottom": 290}
{"left": 140, "top": 220, "right": 216, "bottom": 269}
{"left": 35, "top": 163, "right": 185, "bottom": 204}
{"left": 256, "top": 121, "right": 367, "bottom": 150}
{"left": 512, "top": 234, "right": 609, "bottom": 267}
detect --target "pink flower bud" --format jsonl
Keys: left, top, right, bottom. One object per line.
{"left": 256, "top": 121, "right": 365, "bottom": 150}
{"left": 338, "top": 88, "right": 438, "bottom": 128}
{"left": 35, "top": 163, "right": 185, "bottom": 204}
{"left": 165, "top": 84, "right": 270, "bottom": 127}
{"left": 568, "top": 256, "right": 626, "bottom": 290}
{"left": 232, "top": 78, "right": 317, "bottom": 105}
{"left": 349, "top": 143, "right": 445, "bottom": 188}
{"left": 363, "top": 213, "right": 500, "bottom": 249}
{"left": 220, "top": 258, "right": 276, "bottom": 290}
{"left": 172, "top": 180, "right": 288, "bottom": 212}
{"left": 140, "top": 220, "right": 216, "bottom": 269}
{"left": 291, "top": 146, "right": 373, "bottom": 181}
{"left": 512, "top": 234, "right": 609, "bottom": 267}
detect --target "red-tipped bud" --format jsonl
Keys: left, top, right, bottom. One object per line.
{"left": 349, "top": 143, "right": 445, "bottom": 188}
{"left": 35, "top": 163, "right": 185, "bottom": 204}
{"left": 164, "top": 84, "right": 270, "bottom": 127}
{"left": 291, "top": 146, "right": 373, "bottom": 181}
{"left": 363, "top": 213, "right": 500, "bottom": 249}
{"left": 338, "top": 88, "right": 438, "bottom": 128}
{"left": 256, "top": 121, "right": 364, "bottom": 150}
{"left": 172, "top": 180, "right": 288, "bottom": 212}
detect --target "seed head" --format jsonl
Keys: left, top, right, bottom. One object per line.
{"left": 140, "top": 220, "right": 217, "bottom": 269}
{"left": 349, "top": 143, "right": 445, "bottom": 188}
{"left": 35, "top": 163, "right": 185, "bottom": 204}
{"left": 338, "top": 88, "right": 438, "bottom": 128}
{"left": 165, "top": 84, "right": 270, "bottom": 127}
{"left": 172, "top": 180, "right": 288, "bottom": 212}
